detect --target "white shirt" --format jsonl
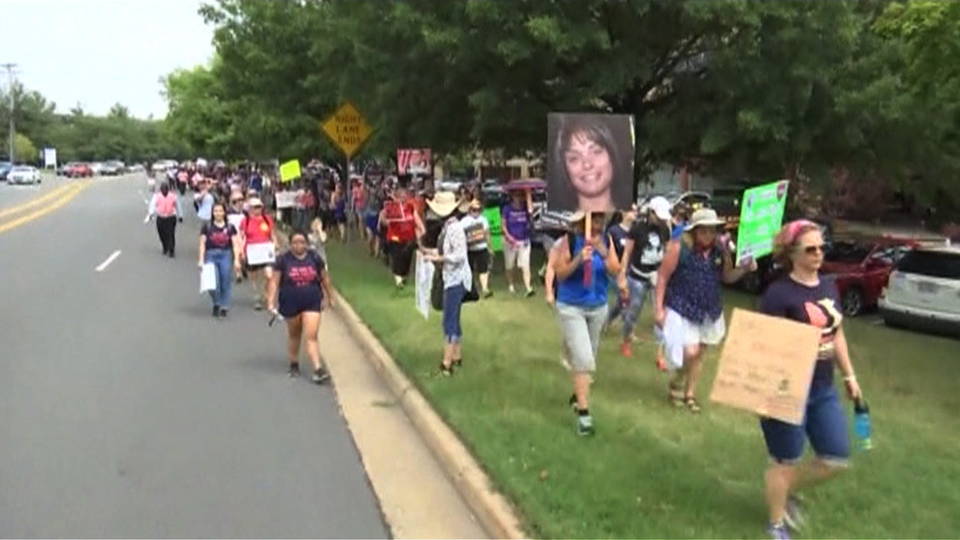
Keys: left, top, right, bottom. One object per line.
{"left": 441, "top": 217, "right": 472, "bottom": 291}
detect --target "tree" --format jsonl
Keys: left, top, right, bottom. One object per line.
{"left": 13, "top": 133, "right": 38, "bottom": 163}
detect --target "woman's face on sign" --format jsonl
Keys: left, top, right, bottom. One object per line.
{"left": 564, "top": 132, "right": 614, "bottom": 199}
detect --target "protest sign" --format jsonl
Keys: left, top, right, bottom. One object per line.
{"left": 546, "top": 113, "right": 635, "bottom": 213}
{"left": 415, "top": 251, "right": 434, "bottom": 320}
{"left": 279, "top": 160, "right": 301, "bottom": 183}
{"left": 709, "top": 308, "right": 820, "bottom": 425}
{"left": 275, "top": 191, "right": 297, "bottom": 209}
{"left": 245, "top": 243, "right": 276, "bottom": 266}
{"left": 397, "top": 148, "right": 432, "bottom": 177}
{"left": 483, "top": 206, "right": 503, "bottom": 253}
{"left": 735, "top": 180, "right": 789, "bottom": 265}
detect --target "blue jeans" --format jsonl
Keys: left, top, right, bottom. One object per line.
{"left": 622, "top": 276, "right": 652, "bottom": 342}
{"left": 760, "top": 384, "right": 850, "bottom": 465}
{"left": 442, "top": 284, "right": 465, "bottom": 344}
{"left": 205, "top": 248, "right": 234, "bottom": 309}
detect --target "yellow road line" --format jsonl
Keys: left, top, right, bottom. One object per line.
{"left": 0, "top": 183, "right": 88, "bottom": 235}
{"left": 0, "top": 182, "right": 79, "bottom": 219}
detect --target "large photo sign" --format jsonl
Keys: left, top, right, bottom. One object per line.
{"left": 397, "top": 148, "right": 432, "bottom": 177}
{"left": 546, "top": 113, "right": 635, "bottom": 212}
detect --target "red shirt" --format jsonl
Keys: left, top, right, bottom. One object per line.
{"left": 383, "top": 200, "right": 417, "bottom": 243}
{"left": 240, "top": 214, "right": 275, "bottom": 245}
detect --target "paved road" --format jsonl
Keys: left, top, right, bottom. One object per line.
{"left": 0, "top": 174, "right": 389, "bottom": 538}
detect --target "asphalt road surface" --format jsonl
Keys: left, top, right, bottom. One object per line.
{"left": 0, "top": 174, "right": 389, "bottom": 538}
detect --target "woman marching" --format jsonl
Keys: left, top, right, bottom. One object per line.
{"left": 266, "top": 230, "right": 335, "bottom": 384}
{"left": 553, "top": 211, "right": 621, "bottom": 436}
{"left": 198, "top": 202, "right": 242, "bottom": 318}
{"left": 654, "top": 208, "right": 756, "bottom": 413}
{"left": 758, "top": 220, "right": 863, "bottom": 540}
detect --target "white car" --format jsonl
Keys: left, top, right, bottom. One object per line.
{"left": 151, "top": 159, "right": 178, "bottom": 172}
{"left": 7, "top": 165, "right": 41, "bottom": 185}
{"left": 880, "top": 244, "right": 960, "bottom": 336}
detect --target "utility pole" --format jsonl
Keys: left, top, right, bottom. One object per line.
{"left": 2, "top": 63, "right": 16, "bottom": 163}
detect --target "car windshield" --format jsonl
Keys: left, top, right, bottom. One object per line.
{"left": 825, "top": 242, "right": 872, "bottom": 263}
{"left": 896, "top": 251, "right": 960, "bottom": 279}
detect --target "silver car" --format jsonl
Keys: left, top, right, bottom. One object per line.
{"left": 7, "top": 165, "right": 41, "bottom": 185}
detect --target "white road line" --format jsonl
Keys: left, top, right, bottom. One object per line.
{"left": 95, "top": 250, "right": 122, "bottom": 272}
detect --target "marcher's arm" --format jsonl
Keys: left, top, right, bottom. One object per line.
{"left": 655, "top": 241, "right": 681, "bottom": 318}
{"left": 197, "top": 233, "right": 206, "bottom": 267}
{"left": 602, "top": 236, "right": 621, "bottom": 275}
{"left": 545, "top": 244, "right": 558, "bottom": 304}
{"left": 554, "top": 237, "right": 586, "bottom": 281}
{"left": 321, "top": 273, "right": 336, "bottom": 308}
{"left": 266, "top": 271, "right": 281, "bottom": 312}
{"left": 834, "top": 327, "right": 862, "bottom": 400}
{"left": 147, "top": 195, "right": 157, "bottom": 217}
{"left": 721, "top": 250, "right": 756, "bottom": 284}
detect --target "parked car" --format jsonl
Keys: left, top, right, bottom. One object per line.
{"left": 90, "top": 162, "right": 104, "bottom": 175}
{"left": 151, "top": 159, "right": 178, "bottom": 172}
{"left": 65, "top": 162, "right": 94, "bottom": 178}
{"left": 7, "top": 165, "right": 41, "bottom": 185}
{"left": 820, "top": 237, "right": 918, "bottom": 316}
{"left": 0, "top": 161, "right": 12, "bottom": 181}
{"left": 101, "top": 160, "right": 125, "bottom": 175}
{"left": 128, "top": 163, "right": 146, "bottom": 173}
{"left": 880, "top": 245, "right": 960, "bottom": 336}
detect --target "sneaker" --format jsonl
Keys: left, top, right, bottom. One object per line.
{"left": 219, "top": 308, "right": 228, "bottom": 318}
{"left": 212, "top": 305, "right": 220, "bottom": 318}
{"left": 508, "top": 285, "right": 516, "bottom": 294}
{"left": 525, "top": 289, "right": 535, "bottom": 298}
{"left": 483, "top": 290, "right": 493, "bottom": 298}
{"left": 576, "top": 413, "right": 595, "bottom": 436}
{"left": 287, "top": 363, "right": 301, "bottom": 378}
{"left": 766, "top": 522, "right": 791, "bottom": 540}
{"left": 620, "top": 341, "right": 632, "bottom": 358}
{"left": 312, "top": 367, "right": 330, "bottom": 384}
{"left": 784, "top": 495, "right": 806, "bottom": 531}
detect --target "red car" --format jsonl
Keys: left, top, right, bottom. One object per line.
{"left": 821, "top": 237, "right": 918, "bottom": 316}
{"left": 65, "top": 162, "right": 93, "bottom": 178}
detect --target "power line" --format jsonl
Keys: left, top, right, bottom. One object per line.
{"left": 2, "top": 63, "right": 16, "bottom": 163}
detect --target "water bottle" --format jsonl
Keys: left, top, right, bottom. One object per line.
{"left": 853, "top": 398, "right": 873, "bottom": 451}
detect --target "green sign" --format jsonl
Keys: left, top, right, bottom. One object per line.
{"left": 735, "top": 180, "right": 789, "bottom": 264}
{"left": 483, "top": 206, "right": 503, "bottom": 253}
{"left": 279, "top": 159, "right": 301, "bottom": 183}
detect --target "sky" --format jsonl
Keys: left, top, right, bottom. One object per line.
{"left": 3, "top": 0, "right": 215, "bottom": 119}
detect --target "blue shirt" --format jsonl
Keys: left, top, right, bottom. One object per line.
{"left": 665, "top": 242, "right": 724, "bottom": 323}
{"left": 196, "top": 192, "right": 215, "bottom": 220}
{"left": 557, "top": 235, "right": 609, "bottom": 308}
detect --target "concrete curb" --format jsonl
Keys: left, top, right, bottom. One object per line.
{"left": 332, "top": 289, "right": 527, "bottom": 540}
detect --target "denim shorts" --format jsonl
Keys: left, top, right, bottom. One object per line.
{"left": 442, "top": 284, "right": 465, "bottom": 344}
{"left": 760, "top": 384, "right": 850, "bottom": 466}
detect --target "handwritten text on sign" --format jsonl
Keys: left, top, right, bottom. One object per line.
{"left": 321, "top": 102, "right": 373, "bottom": 158}
{"left": 709, "top": 308, "right": 820, "bottom": 425}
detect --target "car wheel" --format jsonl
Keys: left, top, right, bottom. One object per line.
{"left": 842, "top": 287, "right": 863, "bottom": 317}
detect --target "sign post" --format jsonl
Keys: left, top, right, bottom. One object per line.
{"left": 734, "top": 180, "right": 790, "bottom": 266}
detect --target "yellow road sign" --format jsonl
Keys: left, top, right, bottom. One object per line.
{"left": 321, "top": 102, "right": 372, "bottom": 158}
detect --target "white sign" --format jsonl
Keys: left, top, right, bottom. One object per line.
{"left": 245, "top": 242, "right": 276, "bottom": 265}
{"left": 275, "top": 191, "right": 297, "bottom": 209}
{"left": 200, "top": 263, "right": 218, "bottom": 294}
{"left": 43, "top": 148, "right": 57, "bottom": 169}
{"left": 414, "top": 251, "right": 434, "bottom": 320}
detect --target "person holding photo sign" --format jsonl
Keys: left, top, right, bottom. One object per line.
{"left": 758, "top": 220, "right": 863, "bottom": 540}
{"left": 654, "top": 208, "right": 757, "bottom": 413}
{"left": 553, "top": 211, "right": 622, "bottom": 436}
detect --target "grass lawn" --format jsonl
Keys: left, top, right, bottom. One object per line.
{"left": 325, "top": 237, "right": 960, "bottom": 539}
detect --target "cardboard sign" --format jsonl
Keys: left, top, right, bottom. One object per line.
{"left": 275, "top": 191, "right": 297, "bottom": 209}
{"left": 245, "top": 242, "right": 276, "bottom": 266}
{"left": 710, "top": 308, "right": 820, "bottom": 425}
{"left": 735, "top": 180, "right": 789, "bottom": 265}
{"left": 397, "top": 148, "right": 432, "bottom": 176}
{"left": 279, "top": 159, "right": 301, "bottom": 183}
{"left": 321, "top": 102, "right": 373, "bottom": 158}
{"left": 546, "top": 113, "right": 635, "bottom": 212}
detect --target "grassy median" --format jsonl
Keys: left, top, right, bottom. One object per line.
{"left": 325, "top": 238, "right": 959, "bottom": 539}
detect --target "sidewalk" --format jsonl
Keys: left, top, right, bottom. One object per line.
{"left": 319, "top": 307, "right": 487, "bottom": 539}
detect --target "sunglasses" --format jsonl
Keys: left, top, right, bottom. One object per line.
{"left": 802, "top": 244, "right": 826, "bottom": 255}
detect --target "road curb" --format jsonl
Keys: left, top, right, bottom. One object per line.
{"left": 332, "top": 289, "right": 527, "bottom": 540}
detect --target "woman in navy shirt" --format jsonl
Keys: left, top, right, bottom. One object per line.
{"left": 198, "top": 203, "right": 242, "bottom": 318}
{"left": 267, "top": 230, "right": 335, "bottom": 384}
{"left": 758, "top": 220, "right": 863, "bottom": 540}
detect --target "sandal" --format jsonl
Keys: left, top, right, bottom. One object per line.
{"left": 684, "top": 396, "right": 702, "bottom": 414}
{"left": 439, "top": 362, "right": 454, "bottom": 377}
{"left": 668, "top": 381, "right": 685, "bottom": 407}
